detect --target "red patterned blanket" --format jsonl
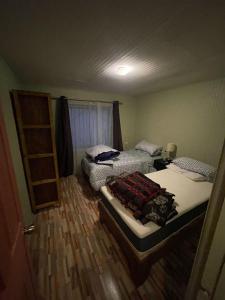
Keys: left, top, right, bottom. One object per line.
{"left": 106, "top": 171, "right": 177, "bottom": 226}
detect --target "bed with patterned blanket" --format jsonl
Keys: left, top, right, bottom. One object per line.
{"left": 81, "top": 149, "right": 160, "bottom": 191}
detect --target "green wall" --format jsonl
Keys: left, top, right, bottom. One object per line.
{"left": 136, "top": 79, "right": 225, "bottom": 167}
{"left": 2, "top": 53, "right": 225, "bottom": 226}
{"left": 0, "top": 57, "right": 33, "bottom": 225}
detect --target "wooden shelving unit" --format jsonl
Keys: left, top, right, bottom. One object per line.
{"left": 22, "top": 125, "right": 51, "bottom": 129}
{"left": 12, "top": 90, "right": 60, "bottom": 212}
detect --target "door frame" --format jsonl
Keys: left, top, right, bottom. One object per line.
{"left": 185, "top": 139, "right": 225, "bottom": 299}
{"left": 0, "top": 102, "right": 37, "bottom": 300}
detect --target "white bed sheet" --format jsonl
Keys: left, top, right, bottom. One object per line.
{"left": 100, "top": 169, "right": 213, "bottom": 239}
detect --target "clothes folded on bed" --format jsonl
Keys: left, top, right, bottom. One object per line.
{"left": 86, "top": 144, "right": 120, "bottom": 162}
{"left": 95, "top": 150, "right": 120, "bottom": 162}
{"left": 106, "top": 171, "right": 177, "bottom": 226}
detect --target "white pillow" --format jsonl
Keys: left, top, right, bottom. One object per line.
{"left": 86, "top": 145, "right": 118, "bottom": 160}
{"left": 172, "top": 157, "right": 216, "bottom": 182}
{"left": 135, "top": 140, "right": 163, "bottom": 156}
{"left": 167, "top": 163, "right": 207, "bottom": 181}
{"left": 166, "top": 163, "right": 186, "bottom": 174}
{"left": 183, "top": 171, "right": 207, "bottom": 182}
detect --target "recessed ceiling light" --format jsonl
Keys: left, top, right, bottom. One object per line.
{"left": 117, "top": 66, "right": 132, "bottom": 76}
{"left": 104, "top": 59, "right": 155, "bottom": 79}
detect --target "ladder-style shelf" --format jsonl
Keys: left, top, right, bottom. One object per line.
{"left": 12, "top": 90, "right": 60, "bottom": 212}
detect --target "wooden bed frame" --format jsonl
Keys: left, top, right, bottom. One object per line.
{"left": 98, "top": 198, "right": 204, "bottom": 286}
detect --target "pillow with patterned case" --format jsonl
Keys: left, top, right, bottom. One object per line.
{"left": 167, "top": 163, "right": 207, "bottom": 181}
{"left": 172, "top": 157, "right": 216, "bottom": 182}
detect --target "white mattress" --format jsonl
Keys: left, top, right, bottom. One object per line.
{"left": 100, "top": 169, "right": 213, "bottom": 239}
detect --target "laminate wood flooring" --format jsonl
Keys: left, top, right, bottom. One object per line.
{"left": 27, "top": 175, "right": 201, "bottom": 300}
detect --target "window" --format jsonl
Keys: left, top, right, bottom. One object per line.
{"left": 69, "top": 102, "right": 113, "bottom": 172}
{"left": 69, "top": 102, "right": 113, "bottom": 148}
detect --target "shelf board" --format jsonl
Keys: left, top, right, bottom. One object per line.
{"left": 35, "top": 201, "right": 59, "bottom": 210}
{"left": 32, "top": 178, "right": 56, "bottom": 186}
{"left": 26, "top": 153, "right": 54, "bottom": 159}
{"left": 22, "top": 124, "right": 51, "bottom": 129}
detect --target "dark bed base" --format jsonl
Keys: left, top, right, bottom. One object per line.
{"left": 79, "top": 168, "right": 100, "bottom": 196}
{"left": 98, "top": 200, "right": 204, "bottom": 286}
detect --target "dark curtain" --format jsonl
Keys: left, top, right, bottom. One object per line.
{"left": 55, "top": 96, "right": 74, "bottom": 177}
{"left": 113, "top": 101, "right": 123, "bottom": 151}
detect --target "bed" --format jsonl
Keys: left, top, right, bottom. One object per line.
{"left": 99, "top": 168, "right": 213, "bottom": 285}
{"left": 81, "top": 149, "right": 160, "bottom": 191}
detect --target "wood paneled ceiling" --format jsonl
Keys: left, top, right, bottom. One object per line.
{"left": 0, "top": 0, "right": 225, "bottom": 95}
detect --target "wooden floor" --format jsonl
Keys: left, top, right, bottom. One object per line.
{"left": 28, "top": 175, "right": 201, "bottom": 300}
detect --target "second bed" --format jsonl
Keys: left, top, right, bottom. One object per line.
{"left": 82, "top": 149, "right": 160, "bottom": 190}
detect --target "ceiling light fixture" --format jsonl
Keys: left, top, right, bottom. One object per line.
{"left": 117, "top": 66, "right": 132, "bottom": 76}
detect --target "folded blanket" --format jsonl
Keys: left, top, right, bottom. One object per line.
{"left": 106, "top": 171, "right": 177, "bottom": 226}
{"left": 96, "top": 160, "right": 114, "bottom": 165}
